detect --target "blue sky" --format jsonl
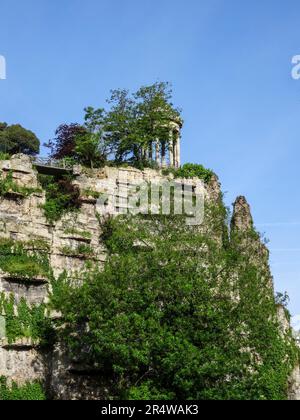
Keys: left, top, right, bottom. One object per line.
{"left": 1, "top": 0, "right": 300, "bottom": 314}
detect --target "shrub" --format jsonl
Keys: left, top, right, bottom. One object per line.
{"left": 82, "top": 189, "right": 102, "bottom": 200}
{"left": 60, "top": 244, "right": 94, "bottom": 257}
{"left": 0, "top": 294, "right": 54, "bottom": 345}
{"left": 64, "top": 228, "right": 92, "bottom": 239}
{"left": 0, "top": 172, "right": 41, "bottom": 198}
{"left": 38, "top": 174, "right": 81, "bottom": 223}
{"left": 0, "top": 152, "right": 9, "bottom": 161}
{"left": 0, "top": 238, "right": 50, "bottom": 278}
{"left": 163, "top": 163, "right": 214, "bottom": 183}
{"left": 51, "top": 212, "right": 298, "bottom": 400}
{"left": 0, "top": 377, "right": 46, "bottom": 400}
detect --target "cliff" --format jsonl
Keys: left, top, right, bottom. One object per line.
{"left": 0, "top": 154, "right": 298, "bottom": 400}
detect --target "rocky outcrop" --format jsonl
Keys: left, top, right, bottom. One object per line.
{"left": 0, "top": 155, "right": 298, "bottom": 400}
{"left": 0, "top": 340, "right": 47, "bottom": 387}
{"left": 0, "top": 156, "right": 218, "bottom": 397}
{"left": 231, "top": 196, "right": 253, "bottom": 232}
{"left": 288, "top": 365, "right": 300, "bottom": 400}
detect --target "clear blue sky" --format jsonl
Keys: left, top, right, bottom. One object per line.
{"left": 1, "top": 0, "right": 300, "bottom": 314}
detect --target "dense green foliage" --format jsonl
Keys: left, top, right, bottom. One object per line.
{"left": 51, "top": 207, "right": 298, "bottom": 400}
{"left": 49, "top": 82, "right": 182, "bottom": 169}
{"left": 0, "top": 171, "right": 41, "bottom": 198}
{"left": 38, "top": 174, "right": 81, "bottom": 223}
{"left": 163, "top": 163, "right": 214, "bottom": 183}
{"left": 0, "top": 152, "right": 9, "bottom": 161}
{"left": 0, "top": 238, "right": 53, "bottom": 346}
{"left": 0, "top": 377, "right": 46, "bottom": 400}
{"left": 0, "top": 148, "right": 297, "bottom": 400}
{"left": 46, "top": 123, "right": 87, "bottom": 160}
{"left": 0, "top": 295, "right": 53, "bottom": 345}
{"left": 60, "top": 244, "right": 94, "bottom": 257}
{"left": 104, "top": 82, "right": 181, "bottom": 166}
{"left": 0, "top": 123, "right": 40, "bottom": 156}
{"left": 82, "top": 188, "right": 103, "bottom": 200}
{"left": 63, "top": 228, "right": 92, "bottom": 239}
{"left": 0, "top": 238, "right": 50, "bottom": 278}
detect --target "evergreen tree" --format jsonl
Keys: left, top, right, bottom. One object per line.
{"left": 0, "top": 123, "right": 40, "bottom": 156}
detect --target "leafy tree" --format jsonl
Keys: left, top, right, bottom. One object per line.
{"left": 46, "top": 123, "right": 87, "bottom": 160}
{"left": 0, "top": 123, "right": 40, "bottom": 156}
{"left": 75, "top": 107, "right": 108, "bottom": 168}
{"left": 51, "top": 207, "right": 298, "bottom": 400}
{"left": 104, "top": 82, "right": 182, "bottom": 166}
{"left": 104, "top": 89, "right": 143, "bottom": 163}
{"left": 49, "top": 82, "right": 183, "bottom": 168}
{"left": 134, "top": 82, "right": 181, "bottom": 157}
{"left": 38, "top": 174, "right": 81, "bottom": 223}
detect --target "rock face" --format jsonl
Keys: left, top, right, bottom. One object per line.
{"left": 231, "top": 196, "right": 253, "bottom": 232}
{"left": 0, "top": 155, "right": 298, "bottom": 400}
{"left": 288, "top": 365, "right": 300, "bottom": 400}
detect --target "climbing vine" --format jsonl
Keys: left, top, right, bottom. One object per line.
{"left": 0, "top": 294, "right": 53, "bottom": 345}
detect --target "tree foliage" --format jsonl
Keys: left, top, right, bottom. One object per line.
{"left": 104, "top": 82, "right": 181, "bottom": 165}
{"left": 48, "top": 82, "right": 182, "bottom": 168}
{"left": 38, "top": 174, "right": 81, "bottom": 223}
{"left": 51, "top": 207, "right": 298, "bottom": 400}
{"left": 74, "top": 107, "right": 108, "bottom": 168}
{"left": 46, "top": 123, "right": 87, "bottom": 160}
{"left": 0, "top": 123, "right": 40, "bottom": 156}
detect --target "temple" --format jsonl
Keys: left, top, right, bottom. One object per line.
{"left": 146, "top": 116, "right": 182, "bottom": 168}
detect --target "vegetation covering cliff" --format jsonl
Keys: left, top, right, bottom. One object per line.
{"left": 0, "top": 154, "right": 298, "bottom": 400}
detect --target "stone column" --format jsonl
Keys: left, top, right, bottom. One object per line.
{"left": 155, "top": 139, "right": 160, "bottom": 166}
{"left": 169, "top": 130, "right": 174, "bottom": 167}
{"left": 161, "top": 142, "right": 166, "bottom": 168}
{"left": 175, "top": 135, "right": 181, "bottom": 168}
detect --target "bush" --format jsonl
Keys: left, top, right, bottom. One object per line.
{"left": 0, "top": 377, "right": 46, "bottom": 400}
{"left": 0, "top": 172, "right": 41, "bottom": 198}
{"left": 0, "top": 295, "right": 53, "bottom": 345}
{"left": 0, "top": 238, "right": 50, "bottom": 278}
{"left": 60, "top": 244, "right": 94, "bottom": 257}
{"left": 0, "top": 152, "right": 9, "bottom": 161}
{"left": 38, "top": 174, "right": 81, "bottom": 223}
{"left": 163, "top": 163, "right": 214, "bottom": 183}
{"left": 64, "top": 228, "right": 92, "bottom": 239}
{"left": 51, "top": 212, "right": 298, "bottom": 400}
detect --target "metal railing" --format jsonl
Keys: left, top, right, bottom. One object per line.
{"left": 32, "top": 157, "right": 73, "bottom": 170}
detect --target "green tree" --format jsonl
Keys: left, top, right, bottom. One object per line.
{"left": 104, "top": 89, "right": 137, "bottom": 162}
{"left": 134, "top": 82, "right": 182, "bottom": 161}
{"left": 0, "top": 123, "right": 40, "bottom": 156}
{"left": 75, "top": 107, "right": 108, "bottom": 168}
{"left": 51, "top": 209, "right": 297, "bottom": 400}
{"left": 49, "top": 82, "right": 182, "bottom": 168}
{"left": 104, "top": 82, "right": 182, "bottom": 166}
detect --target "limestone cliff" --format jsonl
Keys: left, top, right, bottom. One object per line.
{"left": 0, "top": 154, "right": 298, "bottom": 400}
